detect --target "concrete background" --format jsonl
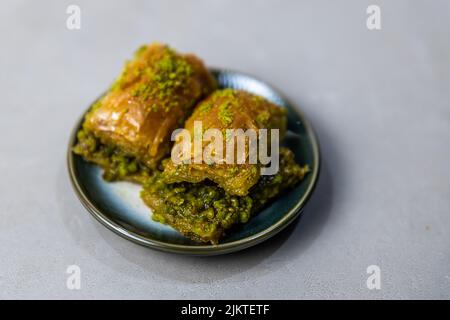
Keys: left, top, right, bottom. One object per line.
{"left": 1, "top": 0, "right": 449, "bottom": 299}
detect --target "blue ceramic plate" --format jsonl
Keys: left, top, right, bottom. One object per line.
{"left": 67, "top": 68, "right": 320, "bottom": 255}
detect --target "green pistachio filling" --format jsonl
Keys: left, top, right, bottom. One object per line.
{"left": 73, "top": 128, "right": 150, "bottom": 183}
{"left": 140, "top": 148, "right": 309, "bottom": 243}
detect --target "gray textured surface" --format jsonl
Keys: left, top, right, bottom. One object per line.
{"left": 1, "top": 0, "right": 449, "bottom": 299}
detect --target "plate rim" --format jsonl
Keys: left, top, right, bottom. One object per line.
{"left": 67, "top": 67, "right": 321, "bottom": 256}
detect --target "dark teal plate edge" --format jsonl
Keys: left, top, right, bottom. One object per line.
{"left": 67, "top": 68, "right": 321, "bottom": 256}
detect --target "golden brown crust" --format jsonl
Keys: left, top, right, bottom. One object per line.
{"left": 83, "top": 43, "right": 217, "bottom": 168}
{"left": 163, "top": 89, "right": 287, "bottom": 196}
